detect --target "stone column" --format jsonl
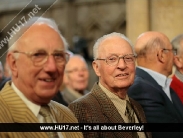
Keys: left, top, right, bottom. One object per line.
{"left": 126, "top": 0, "right": 149, "bottom": 44}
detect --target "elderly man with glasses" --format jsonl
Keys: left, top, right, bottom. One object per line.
{"left": 69, "top": 32, "right": 151, "bottom": 138}
{"left": 0, "top": 17, "right": 83, "bottom": 138}
{"left": 128, "top": 31, "right": 183, "bottom": 138}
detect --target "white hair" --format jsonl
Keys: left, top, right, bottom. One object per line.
{"left": 8, "top": 16, "right": 68, "bottom": 52}
{"left": 93, "top": 32, "right": 134, "bottom": 59}
{"left": 171, "top": 34, "right": 183, "bottom": 55}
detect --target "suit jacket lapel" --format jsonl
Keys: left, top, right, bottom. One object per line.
{"left": 136, "top": 68, "right": 172, "bottom": 101}
{"left": 130, "top": 98, "right": 152, "bottom": 138}
{"left": 130, "top": 98, "right": 146, "bottom": 123}
{"left": 91, "top": 83, "right": 125, "bottom": 123}
{"left": 136, "top": 68, "right": 161, "bottom": 88}
{"left": 137, "top": 68, "right": 183, "bottom": 120}
{"left": 91, "top": 83, "right": 133, "bottom": 138}
{"left": 1, "top": 82, "right": 48, "bottom": 138}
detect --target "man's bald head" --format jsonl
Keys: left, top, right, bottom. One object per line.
{"left": 135, "top": 31, "right": 170, "bottom": 58}
{"left": 135, "top": 31, "right": 174, "bottom": 76}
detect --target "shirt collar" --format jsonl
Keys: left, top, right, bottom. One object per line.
{"left": 99, "top": 82, "right": 129, "bottom": 115}
{"left": 138, "top": 66, "right": 172, "bottom": 88}
{"left": 98, "top": 82, "right": 129, "bottom": 101}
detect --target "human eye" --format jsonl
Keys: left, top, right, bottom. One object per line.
{"left": 53, "top": 52, "right": 65, "bottom": 60}
{"left": 31, "top": 51, "right": 47, "bottom": 62}
{"left": 32, "top": 52, "right": 46, "bottom": 57}
{"left": 67, "top": 68, "right": 78, "bottom": 73}
{"left": 108, "top": 55, "right": 118, "bottom": 62}
{"left": 124, "top": 55, "right": 134, "bottom": 62}
{"left": 53, "top": 52, "right": 66, "bottom": 61}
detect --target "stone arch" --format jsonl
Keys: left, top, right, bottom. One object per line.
{"left": 111, "top": 12, "right": 126, "bottom": 35}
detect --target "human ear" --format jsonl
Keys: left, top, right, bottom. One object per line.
{"left": 174, "top": 56, "right": 183, "bottom": 68}
{"left": 6, "top": 53, "right": 18, "bottom": 77}
{"left": 157, "top": 49, "right": 165, "bottom": 63}
{"left": 92, "top": 61, "right": 101, "bottom": 77}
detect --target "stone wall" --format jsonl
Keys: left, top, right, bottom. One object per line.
{"left": 126, "top": 0, "right": 183, "bottom": 44}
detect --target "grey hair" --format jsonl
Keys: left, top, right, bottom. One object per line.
{"left": 93, "top": 32, "right": 134, "bottom": 59}
{"left": 171, "top": 34, "right": 183, "bottom": 55}
{"left": 8, "top": 16, "right": 68, "bottom": 52}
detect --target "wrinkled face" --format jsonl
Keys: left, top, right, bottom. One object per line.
{"left": 64, "top": 56, "right": 89, "bottom": 92}
{"left": 93, "top": 36, "right": 136, "bottom": 92}
{"left": 8, "top": 24, "right": 66, "bottom": 104}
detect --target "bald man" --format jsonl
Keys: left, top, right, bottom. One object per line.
{"left": 128, "top": 31, "right": 183, "bottom": 138}
{"left": 62, "top": 55, "right": 89, "bottom": 104}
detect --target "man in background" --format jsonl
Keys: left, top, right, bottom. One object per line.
{"left": 62, "top": 54, "right": 89, "bottom": 104}
{"left": 128, "top": 31, "right": 183, "bottom": 138}
{"left": 171, "top": 34, "right": 183, "bottom": 103}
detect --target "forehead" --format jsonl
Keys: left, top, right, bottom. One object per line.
{"left": 66, "top": 57, "right": 87, "bottom": 69}
{"left": 98, "top": 36, "right": 133, "bottom": 56}
{"left": 17, "top": 24, "right": 64, "bottom": 51}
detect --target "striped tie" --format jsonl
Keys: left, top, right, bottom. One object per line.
{"left": 125, "top": 100, "right": 138, "bottom": 138}
{"left": 39, "top": 105, "right": 59, "bottom": 138}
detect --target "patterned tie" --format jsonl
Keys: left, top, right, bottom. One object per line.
{"left": 125, "top": 100, "right": 138, "bottom": 138}
{"left": 39, "top": 105, "right": 59, "bottom": 138}
{"left": 125, "top": 100, "right": 135, "bottom": 123}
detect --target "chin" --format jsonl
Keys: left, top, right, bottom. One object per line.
{"left": 39, "top": 90, "right": 57, "bottom": 97}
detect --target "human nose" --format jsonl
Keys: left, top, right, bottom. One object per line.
{"left": 117, "top": 57, "right": 126, "bottom": 68}
{"left": 43, "top": 55, "right": 57, "bottom": 72}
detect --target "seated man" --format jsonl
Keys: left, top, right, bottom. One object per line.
{"left": 69, "top": 32, "right": 151, "bottom": 138}
{"left": 0, "top": 17, "right": 83, "bottom": 138}
{"left": 128, "top": 31, "right": 183, "bottom": 138}
{"left": 62, "top": 54, "right": 89, "bottom": 104}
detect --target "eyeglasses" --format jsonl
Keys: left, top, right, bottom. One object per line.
{"left": 162, "top": 48, "right": 177, "bottom": 55}
{"left": 13, "top": 51, "right": 70, "bottom": 67}
{"left": 96, "top": 54, "right": 136, "bottom": 66}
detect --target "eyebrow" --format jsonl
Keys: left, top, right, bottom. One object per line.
{"left": 33, "top": 48, "right": 65, "bottom": 53}
{"left": 107, "top": 53, "right": 134, "bottom": 56}
{"left": 53, "top": 49, "right": 65, "bottom": 52}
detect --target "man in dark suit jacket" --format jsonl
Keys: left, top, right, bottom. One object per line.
{"left": 69, "top": 32, "right": 151, "bottom": 138}
{"left": 128, "top": 31, "right": 183, "bottom": 138}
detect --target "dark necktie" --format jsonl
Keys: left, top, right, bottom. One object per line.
{"left": 125, "top": 100, "right": 138, "bottom": 138}
{"left": 125, "top": 100, "right": 135, "bottom": 123}
{"left": 39, "top": 105, "right": 59, "bottom": 138}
